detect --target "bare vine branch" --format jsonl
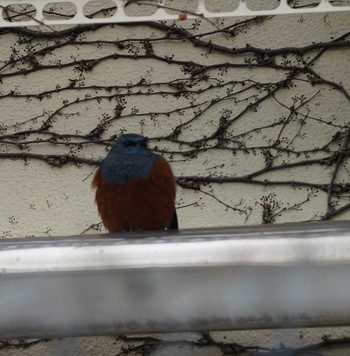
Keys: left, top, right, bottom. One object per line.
{"left": 0, "top": 8, "right": 349, "bottom": 226}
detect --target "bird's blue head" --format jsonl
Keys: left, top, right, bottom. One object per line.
{"left": 101, "top": 133, "right": 159, "bottom": 183}
{"left": 110, "top": 133, "right": 151, "bottom": 156}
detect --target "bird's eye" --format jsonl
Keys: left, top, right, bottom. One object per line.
{"left": 124, "top": 142, "right": 131, "bottom": 147}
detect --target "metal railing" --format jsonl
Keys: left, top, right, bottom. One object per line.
{"left": 1, "top": 220, "right": 350, "bottom": 338}
{"left": 0, "top": 0, "right": 349, "bottom": 28}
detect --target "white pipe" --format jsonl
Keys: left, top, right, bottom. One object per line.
{"left": 1, "top": 221, "right": 350, "bottom": 338}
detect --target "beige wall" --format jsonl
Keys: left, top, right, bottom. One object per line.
{"left": 0, "top": 0, "right": 349, "bottom": 354}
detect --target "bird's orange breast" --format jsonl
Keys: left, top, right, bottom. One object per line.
{"left": 92, "top": 158, "right": 176, "bottom": 233}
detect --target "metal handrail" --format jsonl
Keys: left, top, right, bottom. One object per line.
{"left": 1, "top": 221, "right": 350, "bottom": 338}
{"left": 0, "top": 0, "right": 349, "bottom": 28}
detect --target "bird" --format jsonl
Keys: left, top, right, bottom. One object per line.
{"left": 92, "top": 133, "right": 178, "bottom": 233}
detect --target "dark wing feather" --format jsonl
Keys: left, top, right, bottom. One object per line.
{"left": 168, "top": 209, "right": 178, "bottom": 230}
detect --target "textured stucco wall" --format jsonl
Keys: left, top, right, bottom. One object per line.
{"left": 1, "top": 14, "right": 349, "bottom": 237}
{"left": 0, "top": 0, "right": 349, "bottom": 354}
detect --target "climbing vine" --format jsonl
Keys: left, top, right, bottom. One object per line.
{"left": 0, "top": 2, "right": 350, "bottom": 356}
{"left": 0, "top": 3, "right": 349, "bottom": 233}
